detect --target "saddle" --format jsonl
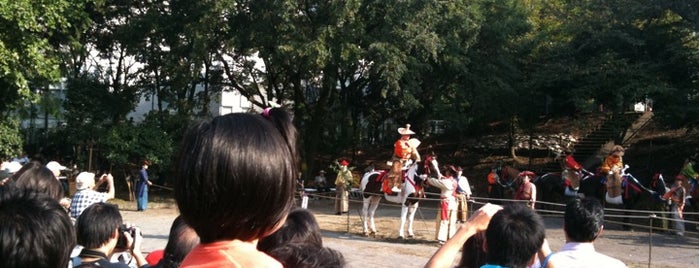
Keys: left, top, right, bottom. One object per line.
{"left": 377, "top": 171, "right": 403, "bottom": 195}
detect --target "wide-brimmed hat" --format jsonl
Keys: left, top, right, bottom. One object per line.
{"left": 75, "top": 172, "right": 96, "bottom": 190}
{"left": 397, "top": 124, "right": 415, "bottom": 135}
{"left": 46, "top": 161, "right": 68, "bottom": 172}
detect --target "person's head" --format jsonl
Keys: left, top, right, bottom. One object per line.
{"left": 75, "top": 172, "right": 96, "bottom": 191}
{"left": 609, "top": 145, "right": 624, "bottom": 161}
{"left": 442, "top": 165, "right": 457, "bottom": 178}
{"left": 8, "top": 161, "right": 64, "bottom": 201}
{"left": 76, "top": 202, "right": 123, "bottom": 250}
{"left": 142, "top": 160, "right": 151, "bottom": 169}
{"left": 1, "top": 161, "right": 23, "bottom": 182}
{"left": 258, "top": 208, "right": 323, "bottom": 252}
{"left": 564, "top": 198, "right": 604, "bottom": 242}
{"left": 0, "top": 189, "right": 76, "bottom": 268}
{"left": 675, "top": 178, "right": 684, "bottom": 187}
{"left": 397, "top": 124, "right": 415, "bottom": 139}
{"left": 266, "top": 243, "right": 345, "bottom": 268}
{"left": 45, "top": 161, "right": 68, "bottom": 178}
{"left": 455, "top": 166, "right": 464, "bottom": 177}
{"left": 159, "top": 216, "right": 200, "bottom": 268}
{"left": 340, "top": 159, "right": 349, "bottom": 172}
{"left": 484, "top": 203, "right": 545, "bottom": 268}
{"left": 318, "top": 170, "right": 325, "bottom": 176}
{"left": 519, "top": 171, "right": 535, "bottom": 183}
{"left": 174, "top": 108, "right": 298, "bottom": 243}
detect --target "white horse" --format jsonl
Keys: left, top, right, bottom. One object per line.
{"left": 359, "top": 157, "right": 438, "bottom": 238}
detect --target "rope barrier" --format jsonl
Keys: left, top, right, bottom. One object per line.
{"left": 298, "top": 190, "right": 699, "bottom": 239}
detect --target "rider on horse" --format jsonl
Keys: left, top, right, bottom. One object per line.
{"left": 599, "top": 145, "right": 625, "bottom": 204}
{"left": 561, "top": 148, "right": 583, "bottom": 193}
{"left": 389, "top": 124, "right": 421, "bottom": 193}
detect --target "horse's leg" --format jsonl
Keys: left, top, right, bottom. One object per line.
{"left": 399, "top": 204, "right": 408, "bottom": 238}
{"left": 368, "top": 196, "right": 381, "bottom": 235}
{"left": 406, "top": 201, "right": 418, "bottom": 238}
{"left": 362, "top": 197, "right": 370, "bottom": 235}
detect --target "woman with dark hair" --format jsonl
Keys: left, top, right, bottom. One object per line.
{"left": 147, "top": 215, "right": 200, "bottom": 268}
{"left": 257, "top": 208, "right": 323, "bottom": 252}
{"left": 173, "top": 107, "right": 298, "bottom": 267}
{"left": 258, "top": 208, "right": 345, "bottom": 268}
{"left": 4, "top": 161, "right": 70, "bottom": 210}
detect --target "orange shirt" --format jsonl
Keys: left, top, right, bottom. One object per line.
{"left": 180, "top": 240, "right": 282, "bottom": 268}
{"left": 394, "top": 138, "right": 413, "bottom": 159}
{"left": 600, "top": 155, "right": 623, "bottom": 174}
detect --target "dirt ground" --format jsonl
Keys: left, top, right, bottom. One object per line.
{"left": 120, "top": 193, "right": 697, "bottom": 268}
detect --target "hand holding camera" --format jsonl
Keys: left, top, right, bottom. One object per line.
{"left": 115, "top": 224, "right": 142, "bottom": 251}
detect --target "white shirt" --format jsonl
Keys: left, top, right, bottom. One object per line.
{"left": 547, "top": 242, "right": 627, "bottom": 268}
{"left": 457, "top": 175, "right": 472, "bottom": 196}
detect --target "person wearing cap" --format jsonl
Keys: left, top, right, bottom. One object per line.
{"left": 334, "top": 160, "right": 352, "bottom": 215}
{"left": 599, "top": 145, "right": 625, "bottom": 203}
{"left": 426, "top": 165, "right": 458, "bottom": 244}
{"left": 0, "top": 161, "right": 23, "bottom": 185}
{"left": 677, "top": 156, "right": 697, "bottom": 198}
{"left": 46, "top": 161, "right": 69, "bottom": 195}
{"left": 560, "top": 149, "right": 583, "bottom": 193}
{"left": 662, "top": 178, "right": 686, "bottom": 236}
{"left": 314, "top": 170, "right": 329, "bottom": 193}
{"left": 69, "top": 172, "right": 115, "bottom": 219}
{"left": 515, "top": 171, "right": 537, "bottom": 209}
{"left": 455, "top": 166, "right": 472, "bottom": 223}
{"left": 136, "top": 160, "right": 153, "bottom": 212}
{"left": 393, "top": 124, "right": 421, "bottom": 163}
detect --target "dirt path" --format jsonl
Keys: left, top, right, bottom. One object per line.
{"left": 121, "top": 196, "right": 697, "bottom": 268}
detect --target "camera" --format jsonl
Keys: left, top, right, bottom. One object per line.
{"left": 115, "top": 224, "right": 138, "bottom": 250}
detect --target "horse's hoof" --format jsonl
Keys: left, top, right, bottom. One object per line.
{"left": 363, "top": 232, "right": 369, "bottom": 237}
{"left": 398, "top": 235, "right": 404, "bottom": 239}
{"left": 407, "top": 234, "right": 414, "bottom": 238}
{"left": 370, "top": 231, "right": 376, "bottom": 237}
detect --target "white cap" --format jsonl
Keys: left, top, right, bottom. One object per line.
{"left": 1, "top": 161, "right": 23, "bottom": 174}
{"left": 75, "top": 172, "right": 96, "bottom": 190}
{"left": 46, "top": 161, "right": 68, "bottom": 172}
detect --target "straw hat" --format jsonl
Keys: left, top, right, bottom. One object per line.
{"left": 397, "top": 124, "right": 415, "bottom": 135}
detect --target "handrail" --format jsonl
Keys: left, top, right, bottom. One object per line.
{"left": 622, "top": 112, "right": 653, "bottom": 146}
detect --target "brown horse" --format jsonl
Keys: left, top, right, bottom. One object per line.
{"left": 486, "top": 160, "right": 522, "bottom": 204}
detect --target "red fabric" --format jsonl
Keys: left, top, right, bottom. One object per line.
{"left": 440, "top": 200, "right": 449, "bottom": 220}
{"left": 564, "top": 155, "right": 582, "bottom": 171}
{"left": 515, "top": 182, "right": 533, "bottom": 200}
{"left": 394, "top": 139, "right": 412, "bottom": 159}
{"left": 146, "top": 249, "right": 164, "bottom": 266}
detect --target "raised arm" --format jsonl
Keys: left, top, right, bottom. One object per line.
{"left": 424, "top": 204, "right": 503, "bottom": 268}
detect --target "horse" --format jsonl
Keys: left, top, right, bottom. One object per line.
{"left": 486, "top": 161, "right": 521, "bottom": 203}
{"left": 533, "top": 169, "right": 597, "bottom": 210}
{"left": 359, "top": 156, "right": 437, "bottom": 238}
{"left": 577, "top": 165, "right": 655, "bottom": 229}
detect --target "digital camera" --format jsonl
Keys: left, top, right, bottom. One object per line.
{"left": 115, "top": 224, "right": 138, "bottom": 250}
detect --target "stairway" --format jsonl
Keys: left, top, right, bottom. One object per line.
{"left": 539, "top": 112, "right": 649, "bottom": 173}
